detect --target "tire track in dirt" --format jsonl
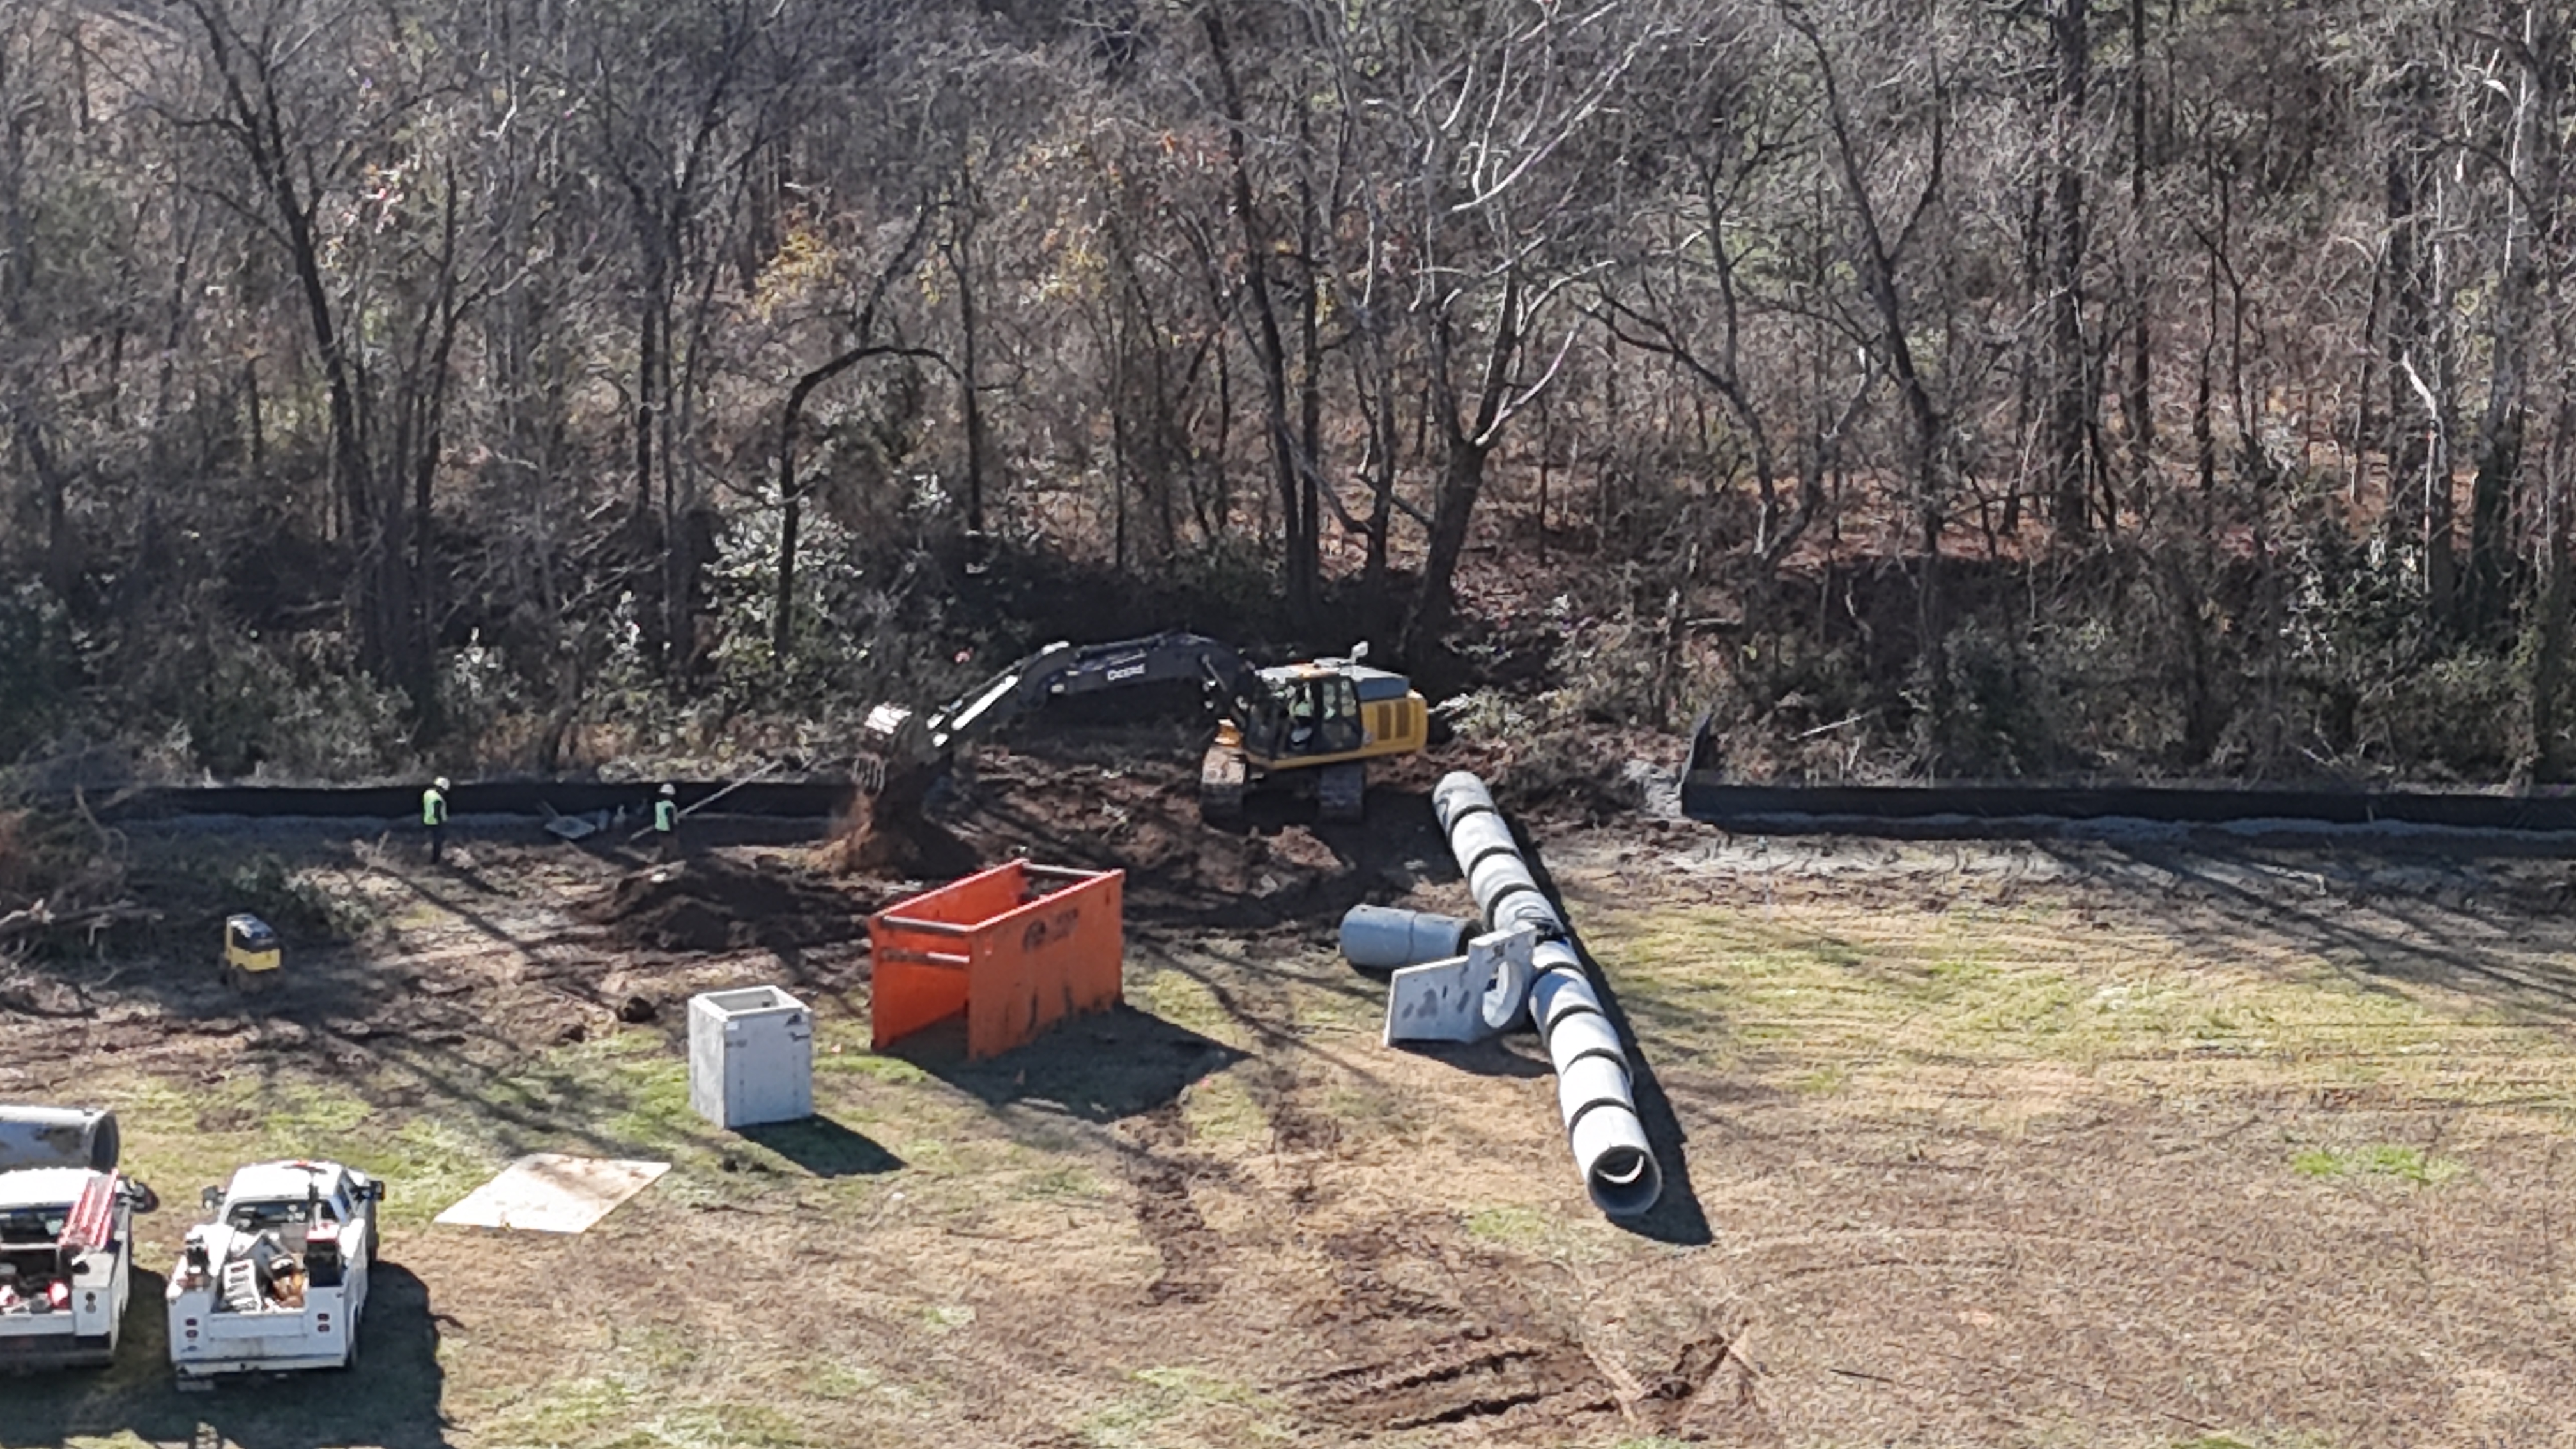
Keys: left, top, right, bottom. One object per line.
{"left": 1121, "top": 1101, "right": 1227, "bottom": 1305}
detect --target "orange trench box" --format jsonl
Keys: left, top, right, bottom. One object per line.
{"left": 868, "top": 861, "right": 1126, "bottom": 1059}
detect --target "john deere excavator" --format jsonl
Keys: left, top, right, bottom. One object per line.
{"left": 859, "top": 632, "right": 1428, "bottom": 822}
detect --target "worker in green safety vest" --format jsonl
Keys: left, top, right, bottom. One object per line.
{"left": 423, "top": 777, "right": 450, "bottom": 864}
{"left": 654, "top": 783, "right": 678, "bottom": 861}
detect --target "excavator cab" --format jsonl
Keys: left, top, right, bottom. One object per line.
{"left": 1267, "top": 675, "right": 1365, "bottom": 758}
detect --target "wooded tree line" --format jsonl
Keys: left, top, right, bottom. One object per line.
{"left": 4, "top": 0, "right": 2575, "bottom": 783}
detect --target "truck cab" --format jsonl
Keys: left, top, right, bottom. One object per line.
{"left": 167, "top": 1160, "right": 383, "bottom": 1380}
{"left": 0, "top": 1167, "right": 142, "bottom": 1370}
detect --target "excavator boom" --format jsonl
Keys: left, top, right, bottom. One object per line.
{"left": 855, "top": 631, "right": 1426, "bottom": 825}
{"left": 861, "top": 632, "right": 1260, "bottom": 778}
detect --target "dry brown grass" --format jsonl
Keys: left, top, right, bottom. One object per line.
{"left": 5, "top": 813, "right": 2576, "bottom": 1448}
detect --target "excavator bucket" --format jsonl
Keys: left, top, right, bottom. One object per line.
{"left": 857, "top": 703, "right": 916, "bottom": 796}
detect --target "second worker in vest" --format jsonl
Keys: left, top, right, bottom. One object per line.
{"left": 423, "top": 777, "right": 450, "bottom": 864}
{"left": 654, "top": 783, "right": 679, "bottom": 861}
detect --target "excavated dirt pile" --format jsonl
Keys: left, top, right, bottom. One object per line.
{"left": 820, "top": 765, "right": 983, "bottom": 880}
{"left": 581, "top": 855, "right": 880, "bottom": 953}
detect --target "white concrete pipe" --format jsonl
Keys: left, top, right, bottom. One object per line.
{"left": 0, "top": 1105, "right": 120, "bottom": 1172}
{"left": 1340, "top": 905, "right": 1476, "bottom": 973}
{"left": 1432, "top": 771, "right": 1664, "bottom": 1218}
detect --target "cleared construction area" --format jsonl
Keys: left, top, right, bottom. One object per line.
{"left": 3, "top": 737, "right": 2575, "bottom": 1446}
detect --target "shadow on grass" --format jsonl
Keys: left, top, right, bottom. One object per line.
{"left": 737, "top": 1115, "right": 905, "bottom": 1177}
{"left": 1390, "top": 1034, "right": 1556, "bottom": 1079}
{"left": 2035, "top": 836, "right": 2576, "bottom": 1022}
{"left": 4, "top": 1262, "right": 452, "bottom": 1449}
{"left": 1518, "top": 835, "right": 1715, "bottom": 1248}
{"left": 888, "top": 1002, "right": 1247, "bottom": 1123}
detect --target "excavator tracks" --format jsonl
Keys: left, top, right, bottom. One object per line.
{"left": 1199, "top": 745, "right": 1247, "bottom": 821}
{"left": 1317, "top": 763, "right": 1366, "bottom": 822}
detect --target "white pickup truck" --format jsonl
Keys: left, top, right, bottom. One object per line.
{"left": 0, "top": 1105, "right": 153, "bottom": 1373}
{"left": 167, "top": 1160, "right": 384, "bottom": 1381}
{"left": 0, "top": 1165, "right": 151, "bottom": 1370}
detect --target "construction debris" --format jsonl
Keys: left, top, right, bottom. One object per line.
{"left": 579, "top": 856, "right": 870, "bottom": 953}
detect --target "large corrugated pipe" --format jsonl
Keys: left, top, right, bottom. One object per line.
{"left": 1431, "top": 772, "right": 1662, "bottom": 1218}
{"left": 0, "top": 1105, "right": 121, "bottom": 1172}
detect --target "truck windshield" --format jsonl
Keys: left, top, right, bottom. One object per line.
{"left": 0, "top": 1208, "right": 69, "bottom": 1245}
{"left": 228, "top": 1200, "right": 337, "bottom": 1232}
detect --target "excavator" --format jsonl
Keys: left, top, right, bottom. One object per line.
{"left": 859, "top": 632, "right": 1429, "bottom": 823}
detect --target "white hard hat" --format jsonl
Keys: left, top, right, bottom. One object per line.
{"left": 434, "top": 777, "right": 450, "bottom": 791}
{"left": 659, "top": 783, "right": 677, "bottom": 796}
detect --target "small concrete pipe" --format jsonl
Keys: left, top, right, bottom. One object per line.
{"left": 1433, "top": 770, "right": 1664, "bottom": 1218}
{"left": 1340, "top": 905, "right": 1475, "bottom": 973}
{"left": 0, "top": 1105, "right": 120, "bottom": 1172}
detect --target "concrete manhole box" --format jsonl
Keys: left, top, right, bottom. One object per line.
{"left": 687, "top": 985, "right": 815, "bottom": 1129}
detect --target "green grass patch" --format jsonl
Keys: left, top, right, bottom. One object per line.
{"left": 1179, "top": 1070, "right": 1264, "bottom": 1142}
{"left": 820, "top": 1049, "right": 929, "bottom": 1084}
{"left": 1075, "top": 1364, "right": 1276, "bottom": 1448}
{"left": 595, "top": 1402, "right": 813, "bottom": 1449}
{"left": 2291, "top": 1143, "right": 2466, "bottom": 1186}
{"left": 1132, "top": 1365, "right": 1259, "bottom": 1404}
{"left": 1793, "top": 1064, "right": 1849, "bottom": 1096}
{"left": 1139, "top": 969, "right": 1241, "bottom": 1044}
{"left": 1582, "top": 895, "right": 2545, "bottom": 1103}
{"left": 1464, "top": 1204, "right": 1552, "bottom": 1247}
{"left": 490, "top": 1376, "right": 636, "bottom": 1446}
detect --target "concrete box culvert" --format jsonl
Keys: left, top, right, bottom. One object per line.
{"left": 687, "top": 986, "right": 816, "bottom": 1130}
{"left": 1339, "top": 905, "right": 1475, "bottom": 974}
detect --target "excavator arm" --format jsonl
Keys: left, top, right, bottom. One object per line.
{"left": 861, "top": 632, "right": 1264, "bottom": 782}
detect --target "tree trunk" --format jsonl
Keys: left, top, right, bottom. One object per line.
{"left": 2045, "top": 0, "right": 2092, "bottom": 541}
{"left": 952, "top": 201, "right": 989, "bottom": 548}
{"left": 1406, "top": 433, "right": 1489, "bottom": 659}
{"left": 1203, "top": 3, "right": 1314, "bottom": 625}
{"left": 2471, "top": 8, "right": 2562, "bottom": 633}
{"left": 2124, "top": 0, "right": 2152, "bottom": 513}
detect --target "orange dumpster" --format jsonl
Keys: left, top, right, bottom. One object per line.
{"left": 868, "top": 861, "right": 1125, "bottom": 1059}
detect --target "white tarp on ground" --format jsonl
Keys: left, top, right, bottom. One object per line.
{"left": 433, "top": 1153, "right": 670, "bottom": 1234}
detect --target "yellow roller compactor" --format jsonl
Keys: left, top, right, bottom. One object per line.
{"left": 861, "top": 632, "right": 1427, "bottom": 821}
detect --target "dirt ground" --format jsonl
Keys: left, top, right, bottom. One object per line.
{"left": 5, "top": 731, "right": 2576, "bottom": 1448}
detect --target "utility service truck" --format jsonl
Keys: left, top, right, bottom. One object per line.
{"left": 168, "top": 1159, "right": 384, "bottom": 1381}
{"left": 0, "top": 1105, "right": 155, "bottom": 1371}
